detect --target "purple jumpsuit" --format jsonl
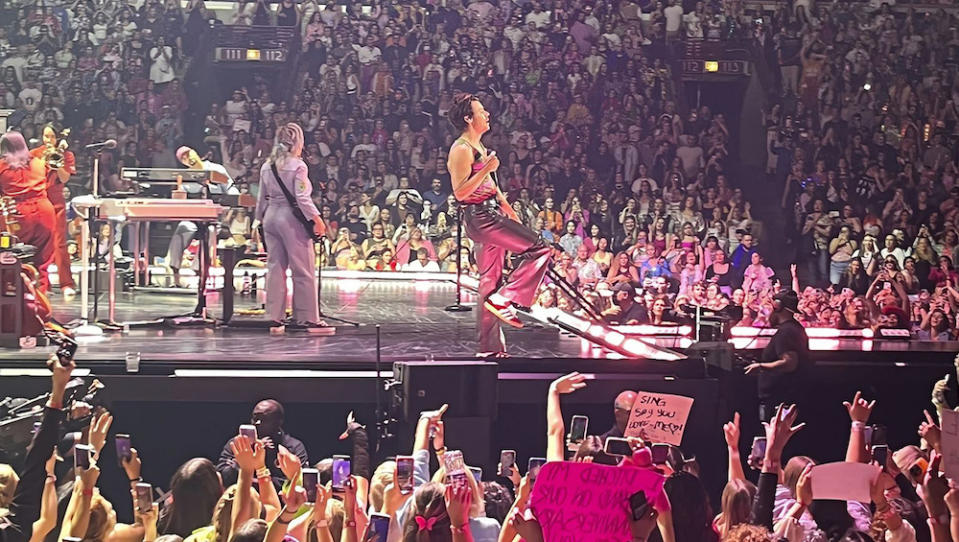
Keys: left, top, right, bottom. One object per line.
{"left": 255, "top": 158, "right": 321, "bottom": 323}
{"left": 457, "top": 141, "right": 551, "bottom": 353}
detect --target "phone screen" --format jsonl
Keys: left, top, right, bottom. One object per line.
{"left": 629, "top": 491, "right": 649, "bottom": 521}
{"left": 468, "top": 466, "right": 482, "bottom": 483}
{"left": 57, "top": 335, "right": 78, "bottom": 363}
{"left": 332, "top": 456, "right": 351, "bottom": 490}
{"left": 569, "top": 415, "right": 588, "bottom": 445}
{"left": 604, "top": 437, "right": 633, "bottom": 457}
{"left": 748, "top": 437, "right": 766, "bottom": 469}
{"left": 499, "top": 450, "right": 516, "bottom": 476}
{"left": 441, "top": 450, "right": 466, "bottom": 475}
{"left": 135, "top": 483, "right": 153, "bottom": 513}
{"left": 238, "top": 425, "right": 257, "bottom": 445}
{"left": 115, "top": 434, "right": 132, "bottom": 464}
{"left": 528, "top": 457, "right": 546, "bottom": 484}
{"left": 650, "top": 443, "right": 669, "bottom": 465}
{"left": 75, "top": 444, "right": 92, "bottom": 471}
{"left": 872, "top": 445, "right": 889, "bottom": 468}
{"left": 447, "top": 471, "right": 468, "bottom": 489}
{"left": 871, "top": 424, "right": 888, "bottom": 446}
{"left": 367, "top": 513, "right": 390, "bottom": 542}
{"left": 396, "top": 456, "right": 414, "bottom": 495}
{"left": 302, "top": 468, "right": 319, "bottom": 502}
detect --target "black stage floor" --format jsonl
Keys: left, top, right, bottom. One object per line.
{"left": 3, "top": 275, "right": 958, "bottom": 368}
{"left": 10, "top": 278, "right": 609, "bottom": 364}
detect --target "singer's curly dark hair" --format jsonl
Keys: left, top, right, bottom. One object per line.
{"left": 448, "top": 93, "right": 478, "bottom": 132}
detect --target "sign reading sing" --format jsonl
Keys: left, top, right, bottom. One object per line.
{"left": 624, "top": 391, "right": 694, "bottom": 446}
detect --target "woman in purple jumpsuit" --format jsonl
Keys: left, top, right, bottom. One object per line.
{"left": 446, "top": 94, "right": 551, "bottom": 357}
{"left": 254, "top": 123, "right": 328, "bottom": 331}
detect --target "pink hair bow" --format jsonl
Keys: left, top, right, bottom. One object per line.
{"left": 414, "top": 515, "right": 439, "bottom": 532}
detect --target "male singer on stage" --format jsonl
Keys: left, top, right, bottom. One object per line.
{"left": 0, "top": 131, "right": 56, "bottom": 292}
{"left": 166, "top": 145, "right": 235, "bottom": 286}
{"left": 446, "top": 94, "right": 551, "bottom": 357}
{"left": 29, "top": 123, "right": 76, "bottom": 297}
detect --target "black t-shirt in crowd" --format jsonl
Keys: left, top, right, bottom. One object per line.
{"left": 758, "top": 318, "right": 810, "bottom": 402}
{"left": 345, "top": 217, "right": 368, "bottom": 243}
{"left": 276, "top": 3, "right": 297, "bottom": 26}
{"left": 604, "top": 300, "right": 649, "bottom": 325}
{"left": 778, "top": 36, "right": 802, "bottom": 66}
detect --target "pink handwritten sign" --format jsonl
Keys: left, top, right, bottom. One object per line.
{"left": 624, "top": 391, "right": 694, "bottom": 446}
{"left": 529, "top": 462, "right": 667, "bottom": 542}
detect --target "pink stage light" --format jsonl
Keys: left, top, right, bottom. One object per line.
{"left": 732, "top": 326, "right": 875, "bottom": 340}
{"left": 614, "top": 324, "right": 693, "bottom": 336}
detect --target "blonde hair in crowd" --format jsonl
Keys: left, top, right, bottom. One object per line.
{"left": 369, "top": 460, "right": 396, "bottom": 514}
{"left": 270, "top": 123, "right": 304, "bottom": 167}
{"left": 0, "top": 464, "right": 18, "bottom": 508}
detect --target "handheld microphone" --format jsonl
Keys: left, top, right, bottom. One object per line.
{"left": 84, "top": 139, "right": 117, "bottom": 150}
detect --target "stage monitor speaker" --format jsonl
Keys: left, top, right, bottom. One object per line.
{"left": 393, "top": 361, "right": 498, "bottom": 422}
{"left": 693, "top": 341, "right": 735, "bottom": 372}
{"left": 696, "top": 317, "right": 730, "bottom": 342}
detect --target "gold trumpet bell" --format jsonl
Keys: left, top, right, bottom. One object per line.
{"left": 43, "top": 128, "right": 71, "bottom": 170}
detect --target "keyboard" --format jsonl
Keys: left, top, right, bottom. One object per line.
{"left": 97, "top": 198, "right": 224, "bottom": 221}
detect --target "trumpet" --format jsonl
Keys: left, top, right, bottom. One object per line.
{"left": 43, "top": 128, "right": 71, "bottom": 170}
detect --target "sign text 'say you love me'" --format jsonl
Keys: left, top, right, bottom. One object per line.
{"left": 624, "top": 391, "right": 694, "bottom": 446}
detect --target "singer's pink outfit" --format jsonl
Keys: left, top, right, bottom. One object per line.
{"left": 456, "top": 139, "right": 551, "bottom": 354}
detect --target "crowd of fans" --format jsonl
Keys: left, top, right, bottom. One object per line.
{"left": 6, "top": 0, "right": 959, "bottom": 338}
{"left": 758, "top": 1, "right": 959, "bottom": 340}
{"left": 201, "top": 0, "right": 754, "bottom": 301}
{"left": 0, "top": 0, "right": 197, "bottom": 183}
{"left": 202, "top": 0, "right": 706, "bottom": 275}
{"left": 2, "top": 356, "right": 957, "bottom": 542}
{"left": 196, "top": 0, "right": 959, "bottom": 339}
{"left": 493, "top": 0, "right": 959, "bottom": 342}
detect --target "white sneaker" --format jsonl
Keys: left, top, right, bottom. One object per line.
{"left": 62, "top": 286, "right": 76, "bottom": 299}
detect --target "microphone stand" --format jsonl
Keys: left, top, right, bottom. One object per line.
{"left": 444, "top": 153, "right": 498, "bottom": 311}
{"left": 315, "top": 179, "right": 357, "bottom": 327}
{"left": 316, "top": 235, "right": 358, "bottom": 326}
{"left": 73, "top": 150, "right": 104, "bottom": 337}
{"left": 445, "top": 201, "right": 471, "bottom": 313}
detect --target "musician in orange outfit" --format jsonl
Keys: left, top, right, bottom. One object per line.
{"left": 0, "top": 131, "right": 56, "bottom": 292}
{"left": 30, "top": 124, "right": 76, "bottom": 297}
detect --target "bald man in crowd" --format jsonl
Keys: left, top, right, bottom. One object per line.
{"left": 600, "top": 390, "right": 637, "bottom": 442}
{"left": 216, "top": 399, "right": 309, "bottom": 488}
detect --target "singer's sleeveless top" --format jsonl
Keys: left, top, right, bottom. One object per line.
{"left": 455, "top": 137, "right": 498, "bottom": 205}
